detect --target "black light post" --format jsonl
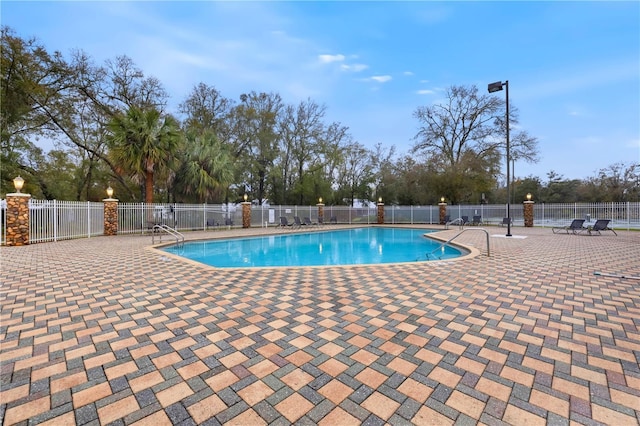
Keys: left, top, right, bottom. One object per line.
{"left": 488, "top": 80, "right": 511, "bottom": 237}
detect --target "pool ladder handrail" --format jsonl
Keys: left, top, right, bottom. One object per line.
{"left": 152, "top": 224, "right": 185, "bottom": 246}
{"left": 427, "top": 228, "right": 490, "bottom": 259}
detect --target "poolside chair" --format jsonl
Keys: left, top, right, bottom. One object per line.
{"left": 471, "top": 215, "right": 482, "bottom": 226}
{"left": 330, "top": 216, "right": 338, "bottom": 224}
{"left": 293, "top": 216, "right": 304, "bottom": 228}
{"left": 500, "top": 217, "right": 512, "bottom": 227}
{"left": 461, "top": 216, "right": 469, "bottom": 226}
{"left": 586, "top": 219, "right": 617, "bottom": 236}
{"left": 279, "top": 216, "right": 293, "bottom": 228}
{"left": 552, "top": 219, "right": 585, "bottom": 234}
{"left": 303, "top": 217, "right": 318, "bottom": 227}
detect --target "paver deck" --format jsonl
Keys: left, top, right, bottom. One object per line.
{"left": 1, "top": 225, "right": 639, "bottom": 425}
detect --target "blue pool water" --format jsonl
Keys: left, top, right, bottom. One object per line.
{"left": 161, "top": 227, "right": 464, "bottom": 268}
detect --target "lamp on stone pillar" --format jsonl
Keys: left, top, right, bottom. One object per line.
{"left": 6, "top": 176, "right": 31, "bottom": 246}
{"left": 242, "top": 194, "right": 251, "bottom": 228}
{"left": 103, "top": 186, "right": 118, "bottom": 236}
{"left": 523, "top": 193, "right": 534, "bottom": 227}
{"left": 317, "top": 197, "right": 325, "bottom": 225}
{"left": 377, "top": 197, "right": 384, "bottom": 224}
{"left": 438, "top": 197, "right": 447, "bottom": 226}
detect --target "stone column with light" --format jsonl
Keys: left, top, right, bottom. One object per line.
{"left": 242, "top": 194, "right": 251, "bottom": 228}
{"left": 377, "top": 198, "right": 384, "bottom": 224}
{"left": 523, "top": 193, "right": 534, "bottom": 227}
{"left": 317, "top": 198, "right": 324, "bottom": 224}
{"left": 6, "top": 176, "right": 31, "bottom": 246}
{"left": 438, "top": 198, "right": 447, "bottom": 225}
{"left": 103, "top": 186, "right": 118, "bottom": 236}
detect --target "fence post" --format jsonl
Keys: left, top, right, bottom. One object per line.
{"left": 103, "top": 193, "right": 119, "bottom": 236}
{"left": 53, "top": 199, "right": 58, "bottom": 242}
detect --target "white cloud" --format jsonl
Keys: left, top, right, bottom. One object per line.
{"left": 340, "top": 63, "right": 368, "bottom": 72}
{"left": 417, "top": 89, "right": 435, "bottom": 95}
{"left": 318, "top": 54, "right": 345, "bottom": 63}
{"left": 403, "top": 71, "right": 414, "bottom": 76}
{"left": 370, "top": 75, "right": 392, "bottom": 83}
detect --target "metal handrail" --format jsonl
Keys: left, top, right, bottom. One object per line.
{"left": 445, "top": 217, "right": 465, "bottom": 229}
{"left": 152, "top": 224, "right": 185, "bottom": 246}
{"left": 427, "top": 228, "right": 490, "bottom": 259}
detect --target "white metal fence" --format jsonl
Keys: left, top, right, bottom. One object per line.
{"left": 1, "top": 200, "right": 639, "bottom": 245}
{"left": 0, "top": 200, "right": 106, "bottom": 244}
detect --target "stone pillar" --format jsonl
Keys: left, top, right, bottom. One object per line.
{"left": 438, "top": 202, "right": 447, "bottom": 225}
{"left": 6, "top": 193, "right": 31, "bottom": 246}
{"left": 103, "top": 198, "right": 118, "bottom": 236}
{"left": 523, "top": 200, "right": 534, "bottom": 227}
{"left": 377, "top": 202, "right": 384, "bottom": 224}
{"left": 317, "top": 202, "right": 324, "bottom": 224}
{"left": 242, "top": 201, "right": 251, "bottom": 228}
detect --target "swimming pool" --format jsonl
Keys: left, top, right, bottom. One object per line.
{"left": 161, "top": 227, "right": 465, "bottom": 268}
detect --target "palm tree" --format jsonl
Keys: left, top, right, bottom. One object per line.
{"left": 174, "top": 131, "right": 235, "bottom": 202}
{"left": 107, "top": 106, "right": 181, "bottom": 203}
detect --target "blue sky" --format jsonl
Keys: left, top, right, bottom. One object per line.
{"left": 3, "top": 1, "right": 639, "bottom": 181}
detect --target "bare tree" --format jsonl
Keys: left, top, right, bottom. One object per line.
{"left": 413, "top": 84, "right": 539, "bottom": 203}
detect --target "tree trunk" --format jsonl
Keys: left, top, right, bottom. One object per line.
{"left": 145, "top": 171, "right": 154, "bottom": 203}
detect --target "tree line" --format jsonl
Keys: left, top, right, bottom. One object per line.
{"left": 2, "top": 27, "right": 638, "bottom": 205}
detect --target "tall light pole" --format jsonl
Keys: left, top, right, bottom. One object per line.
{"left": 488, "top": 80, "right": 511, "bottom": 237}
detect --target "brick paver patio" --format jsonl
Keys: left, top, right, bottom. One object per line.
{"left": 1, "top": 225, "right": 639, "bottom": 425}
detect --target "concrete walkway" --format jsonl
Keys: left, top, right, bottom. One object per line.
{"left": 1, "top": 225, "right": 639, "bottom": 425}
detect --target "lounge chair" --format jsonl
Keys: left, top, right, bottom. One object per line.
{"left": 586, "top": 219, "right": 617, "bottom": 236}
{"left": 461, "top": 216, "right": 469, "bottom": 225}
{"left": 500, "top": 217, "right": 512, "bottom": 227}
{"left": 330, "top": 216, "right": 338, "bottom": 224}
{"left": 471, "top": 215, "right": 482, "bottom": 226}
{"left": 293, "top": 216, "right": 304, "bottom": 228}
{"left": 552, "top": 219, "right": 585, "bottom": 234}
{"left": 303, "top": 217, "right": 317, "bottom": 227}
{"left": 279, "top": 216, "right": 293, "bottom": 228}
